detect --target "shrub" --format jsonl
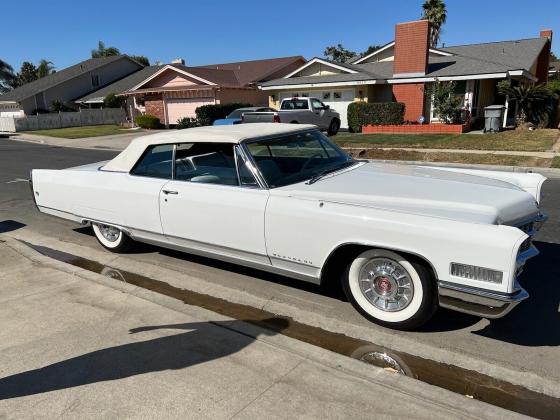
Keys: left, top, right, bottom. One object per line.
{"left": 103, "top": 93, "right": 126, "bottom": 108}
{"left": 425, "top": 81, "right": 463, "bottom": 124}
{"left": 135, "top": 114, "right": 160, "bottom": 129}
{"left": 176, "top": 117, "right": 200, "bottom": 129}
{"left": 50, "top": 100, "right": 74, "bottom": 112}
{"left": 195, "top": 103, "right": 252, "bottom": 126}
{"left": 347, "top": 102, "right": 405, "bottom": 132}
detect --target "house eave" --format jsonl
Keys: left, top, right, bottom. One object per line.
{"left": 260, "top": 79, "right": 381, "bottom": 90}
{"left": 282, "top": 58, "right": 358, "bottom": 79}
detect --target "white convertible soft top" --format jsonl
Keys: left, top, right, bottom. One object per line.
{"left": 102, "top": 123, "right": 316, "bottom": 172}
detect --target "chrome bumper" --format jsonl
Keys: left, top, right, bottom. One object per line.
{"left": 438, "top": 281, "right": 529, "bottom": 319}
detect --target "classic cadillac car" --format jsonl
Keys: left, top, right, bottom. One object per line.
{"left": 30, "top": 124, "right": 547, "bottom": 329}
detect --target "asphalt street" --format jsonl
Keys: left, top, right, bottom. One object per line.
{"left": 1, "top": 138, "right": 559, "bottom": 396}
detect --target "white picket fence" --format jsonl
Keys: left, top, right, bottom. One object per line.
{"left": 0, "top": 108, "right": 126, "bottom": 133}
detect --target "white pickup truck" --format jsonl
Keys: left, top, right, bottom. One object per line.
{"left": 242, "top": 97, "right": 341, "bottom": 135}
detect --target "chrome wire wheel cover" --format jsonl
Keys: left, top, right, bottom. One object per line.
{"left": 359, "top": 257, "right": 414, "bottom": 312}
{"left": 97, "top": 224, "right": 121, "bottom": 242}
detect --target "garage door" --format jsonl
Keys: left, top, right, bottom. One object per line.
{"left": 166, "top": 98, "right": 214, "bottom": 125}
{"left": 279, "top": 89, "right": 355, "bottom": 129}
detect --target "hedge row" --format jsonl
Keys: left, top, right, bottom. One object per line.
{"left": 347, "top": 102, "right": 405, "bottom": 133}
{"left": 135, "top": 114, "right": 161, "bottom": 129}
{"left": 195, "top": 103, "right": 253, "bottom": 126}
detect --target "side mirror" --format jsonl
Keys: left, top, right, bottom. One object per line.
{"left": 323, "top": 105, "right": 330, "bottom": 110}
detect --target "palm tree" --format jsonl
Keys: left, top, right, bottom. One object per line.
{"left": 498, "top": 83, "right": 552, "bottom": 124}
{"left": 0, "top": 59, "right": 15, "bottom": 92}
{"left": 422, "top": 0, "right": 447, "bottom": 48}
{"left": 37, "top": 59, "right": 55, "bottom": 78}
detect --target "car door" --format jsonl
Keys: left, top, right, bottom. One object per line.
{"left": 123, "top": 143, "right": 175, "bottom": 236}
{"left": 310, "top": 98, "right": 326, "bottom": 128}
{"left": 159, "top": 142, "right": 270, "bottom": 266}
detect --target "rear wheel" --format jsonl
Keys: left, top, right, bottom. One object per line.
{"left": 342, "top": 249, "right": 436, "bottom": 330}
{"left": 327, "top": 119, "right": 340, "bottom": 136}
{"left": 92, "top": 223, "right": 134, "bottom": 253}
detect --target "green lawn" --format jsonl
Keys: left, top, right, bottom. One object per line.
{"left": 351, "top": 149, "right": 553, "bottom": 168}
{"left": 23, "top": 125, "right": 131, "bottom": 139}
{"left": 334, "top": 129, "right": 559, "bottom": 152}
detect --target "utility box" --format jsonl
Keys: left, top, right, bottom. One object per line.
{"left": 484, "top": 105, "right": 505, "bottom": 133}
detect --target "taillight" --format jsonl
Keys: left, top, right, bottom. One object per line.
{"left": 273, "top": 114, "right": 280, "bottom": 123}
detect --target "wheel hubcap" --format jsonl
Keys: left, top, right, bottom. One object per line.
{"left": 98, "top": 224, "right": 120, "bottom": 242}
{"left": 359, "top": 258, "right": 414, "bottom": 312}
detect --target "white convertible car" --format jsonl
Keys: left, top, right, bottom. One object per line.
{"left": 30, "top": 124, "right": 547, "bottom": 329}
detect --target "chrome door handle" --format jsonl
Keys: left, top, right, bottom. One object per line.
{"left": 162, "top": 190, "right": 178, "bottom": 195}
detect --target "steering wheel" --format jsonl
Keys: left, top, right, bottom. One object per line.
{"left": 300, "top": 153, "right": 324, "bottom": 172}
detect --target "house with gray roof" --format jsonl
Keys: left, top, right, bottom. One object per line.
{"left": 79, "top": 56, "right": 305, "bottom": 126}
{"left": 261, "top": 20, "right": 553, "bottom": 129}
{"left": 0, "top": 55, "right": 144, "bottom": 116}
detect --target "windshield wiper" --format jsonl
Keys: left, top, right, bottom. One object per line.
{"left": 306, "top": 161, "right": 357, "bottom": 185}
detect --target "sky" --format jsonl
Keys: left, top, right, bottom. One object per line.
{"left": 2, "top": 0, "right": 559, "bottom": 71}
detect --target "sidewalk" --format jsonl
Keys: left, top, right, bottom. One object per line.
{"left": 345, "top": 146, "right": 559, "bottom": 159}
{"left": 0, "top": 236, "right": 520, "bottom": 419}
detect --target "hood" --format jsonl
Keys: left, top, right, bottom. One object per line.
{"left": 276, "top": 162, "right": 539, "bottom": 225}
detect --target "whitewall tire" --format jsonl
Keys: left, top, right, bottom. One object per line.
{"left": 92, "top": 223, "right": 134, "bottom": 253}
{"left": 343, "top": 249, "right": 436, "bottom": 329}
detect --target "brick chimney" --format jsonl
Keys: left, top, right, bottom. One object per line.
{"left": 535, "top": 29, "right": 553, "bottom": 83}
{"left": 392, "top": 20, "right": 430, "bottom": 122}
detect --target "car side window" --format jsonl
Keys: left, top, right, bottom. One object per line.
{"left": 311, "top": 99, "right": 324, "bottom": 110}
{"left": 130, "top": 144, "right": 173, "bottom": 179}
{"left": 174, "top": 142, "right": 239, "bottom": 186}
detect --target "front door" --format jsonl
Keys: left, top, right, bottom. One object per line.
{"left": 159, "top": 142, "right": 270, "bottom": 265}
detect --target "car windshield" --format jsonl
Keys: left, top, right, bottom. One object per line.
{"left": 245, "top": 130, "right": 354, "bottom": 188}
{"left": 226, "top": 109, "right": 251, "bottom": 119}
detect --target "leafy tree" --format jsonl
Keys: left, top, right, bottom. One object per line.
{"left": 15, "top": 62, "right": 38, "bottom": 86}
{"left": 323, "top": 44, "right": 356, "bottom": 63}
{"left": 498, "top": 81, "right": 553, "bottom": 126}
{"left": 551, "top": 51, "right": 558, "bottom": 62}
{"left": 0, "top": 59, "right": 15, "bottom": 93}
{"left": 103, "top": 93, "right": 126, "bottom": 108}
{"left": 37, "top": 59, "right": 55, "bottom": 78}
{"left": 360, "top": 45, "right": 382, "bottom": 58}
{"left": 91, "top": 41, "right": 121, "bottom": 58}
{"left": 130, "top": 55, "right": 150, "bottom": 66}
{"left": 422, "top": 0, "right": 447, "bottom": 47}
{"left": 425, "top": 80, "right": 463, "bottom": 123}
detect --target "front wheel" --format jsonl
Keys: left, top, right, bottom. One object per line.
{"left": 92, "top": 223, "right": 134, "bottom": 253}
{"left": 342, "top": 249, "right": 437, "bottom": 330}
{"left": 327, "top": 119, "right": 340, "bottom": 136}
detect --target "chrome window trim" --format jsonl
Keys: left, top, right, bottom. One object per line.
{"left": 234, "top": 145, "right": 262, "bottom": 189}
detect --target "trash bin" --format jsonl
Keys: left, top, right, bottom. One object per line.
{"left": 484, "top": 105, "right": 505, "bottom": 133}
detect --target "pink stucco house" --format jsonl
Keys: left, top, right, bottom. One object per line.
{"left": 106, "top": 56, "right": 305, "bottom": 126}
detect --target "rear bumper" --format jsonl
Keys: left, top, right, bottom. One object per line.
{"left": 438, "top": 281, "right": 529, "bottom": 319}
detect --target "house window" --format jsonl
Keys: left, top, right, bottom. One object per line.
{"left": 323, "top": 92, "right": 331, "bottom": 100}
{"left": 91, "top": 74, "right": 99, "bottom": 87}
{"left": 333, "top": 92, "right": 342, "bottom": 99}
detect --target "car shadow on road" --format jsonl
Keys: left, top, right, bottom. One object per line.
{"left": 0, "top": 319, "right": 287, "bottom": 400}
{"left": 472, "top": 241, "right": 560, "bottom": 347}
{"left": 0, "top": 220, "right": 26, "bottom": 234}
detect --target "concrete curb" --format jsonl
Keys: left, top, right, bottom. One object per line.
{"left": 5, "top": 229, "right": 560, "bottom": 400}
{"left": 0, "top": 235, "right": 523, "bottom": 420}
